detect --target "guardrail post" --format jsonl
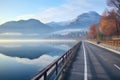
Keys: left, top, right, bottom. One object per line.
{"left": 66, "top": 52, "right": 68, "bottom": 59}
{"left": 62, "top": 56, "right": 64, "bottom": 64}
{"left": 44, "top": 72, "right": 47, "bottom": 80}
{"left": 56, "top": 62, "right": 58, "bottom": 75}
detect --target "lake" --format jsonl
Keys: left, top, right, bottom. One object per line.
{"left": 0, "top": 40, "right": 77, "bottom": 80}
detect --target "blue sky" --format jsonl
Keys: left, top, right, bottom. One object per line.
{"left": 0, "top": 0, "right": 107, "bottom": 24}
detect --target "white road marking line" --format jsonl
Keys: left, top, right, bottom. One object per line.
{"left": 83, "top": 42, "right": 88, "bottom": 80}
{"left": 114, "top": 64, "right": 120, "bottom": 71}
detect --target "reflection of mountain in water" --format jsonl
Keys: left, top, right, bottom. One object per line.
{"left": 0, "top": 42, "right": 76, "bottom": 80}
{"left": 0, "top": 42, "right": 74, "bottom": 59}
{"left": 0, "top": 53, "right": 58, "bottom": 80}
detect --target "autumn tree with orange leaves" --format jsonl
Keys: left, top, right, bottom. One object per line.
{"left": 87, "top": 0, "right": 120, "bottom": 40}
{"left": 100, "top": 10, "right": 118, "bottom": 36}
{"left": 88, "top": 24, "right": 98, "bottom": 39}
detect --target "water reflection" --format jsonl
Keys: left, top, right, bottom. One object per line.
{"left": 0, "top": 41, "right": 77, "bottom": 80}
{"left": 15, "top": 54, "right": 59, "bottom": 67}
{"left": 0, "top": 54, "right": 58, "bottom": 80}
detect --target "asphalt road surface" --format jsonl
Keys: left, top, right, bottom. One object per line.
{"left": 64, "top": 41, "right": 120, "bottom": 80}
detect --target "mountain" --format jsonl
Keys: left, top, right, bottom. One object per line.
{"left": 47, "top": 11, "right": 100, "bottom": 39}
{"left": 0, "top": 11, "right": 100, "bottom": 39}
{"left": 47, "top": 22, "right": 62, "bottom": 28}
{"left": 47, "top": 11, "right": 100, "bottom": 30}
{"left": 46, "top": 21, "right": 69, "bottom": 30}
{"left": 47, "top": 21, "right": 70, "bottom": 27}
{"left": 67, "top": 11, "right": 100, "bottom": 29}
{"left": 0, "top": 19, "right": 51, "bottom": 34}
{"left": 46, "top": 22, "right": 64, "bottom": 30}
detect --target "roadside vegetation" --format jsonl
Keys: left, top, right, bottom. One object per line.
{"left": 87, "top": 0, "right": 120, "bottom": 41}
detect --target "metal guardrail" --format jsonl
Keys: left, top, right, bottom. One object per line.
{"left": 32, "top": 42, "right": 81, "bottom": 80}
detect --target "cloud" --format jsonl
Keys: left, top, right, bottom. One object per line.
{"left": 0, "top": 33, "right": 40, "bottom": 36}
{"left": 12, "top": 0, "right": 93, "bottom": 23}
{"left": 0, "top": 17, "right": 13, "bottom": 24}
{"left": 35, "top": 8, "right": 64, "bottom": 22}
{"left": 0, "top": 53, "right": 58, "bottom": 67}
{"left": 0, "top": 32, "right": 23, "bottom": 36}
{"left": 36, "top": 0, "right": 100, "bottom": 22}
{"left": 15, "top": 54, "right": 59, "bottom": 67}
{"left": 13, "top": 0, "right": 105, "bottom": 23}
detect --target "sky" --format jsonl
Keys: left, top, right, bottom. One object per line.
{"left": 0, "top": 0, "right": 107, "bottom": 24}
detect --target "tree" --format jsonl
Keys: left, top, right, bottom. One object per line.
{"left": 88, "top": 24, "right": 98, "bottom": 39}
{"left": 97, "top": 32, "right": 104, "bottom": 40}
{"left": 108, "top": 0, "right": 120, "bottom": 19}
{"left": 100, "top": 10, "right": 117, "bottom": 36}
{"left": 108, "top": 9, "right": 120, "bottom": 36}
{"left": 107, "top": 0, "right": 120, "bottom": 14}
{"left": 107, "top": 0, "right": 120, "bottom": 36}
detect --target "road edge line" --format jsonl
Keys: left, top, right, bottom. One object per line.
{"left": 82, "top": 42, "right": 88, "bottom": 80}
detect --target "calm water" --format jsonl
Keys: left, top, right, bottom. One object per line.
{"left": 0, "top": 41, "right": 77, "bottom": 80}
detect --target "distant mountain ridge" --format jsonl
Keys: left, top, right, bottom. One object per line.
{"left": 47, "top": 11, "right": 101, "bottom": 29}
{"left": 68, "top": 11, "right": 100, "bottom": 28}
{"left": 0, "top": 11, "right": 101, "bottom": 39}
{"left": 0, "top": 19, "right": 51, "bottom": 34}
{"left": 47, "top": 11, "right": 100, "bottom": 39}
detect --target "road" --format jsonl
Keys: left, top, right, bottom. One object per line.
{"left": 63, "top": 41, "right": 120, "bottom": 80}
